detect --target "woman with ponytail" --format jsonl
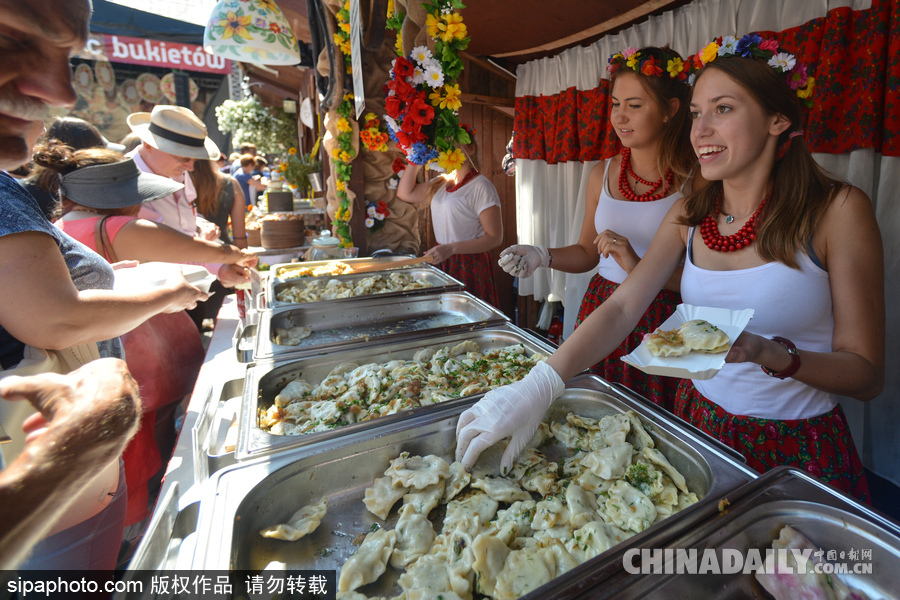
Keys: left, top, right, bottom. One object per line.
{"left": 457, "top": 35, "right": 881, "bottom": 503}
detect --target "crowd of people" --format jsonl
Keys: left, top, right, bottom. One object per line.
{"left": 0, "top": 0, "right": 886, "bottom": 580}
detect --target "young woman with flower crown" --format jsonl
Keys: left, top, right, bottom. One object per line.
{"left": 456, "top": 34, "right": 883, "bottom": 502}
{"left": 499, "top": 46, "right": 697, "bottom": 411}
{"left": 396, "top": 127, "right": 504, "bottom": 307}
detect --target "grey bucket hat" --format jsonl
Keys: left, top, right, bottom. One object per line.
{"left": 58, "top": 158, "right": 184, "bottom": 208}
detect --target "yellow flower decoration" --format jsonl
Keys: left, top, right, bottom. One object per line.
{"left": 331, "top": 148, "right": 342, "bottom": 160}
{"left": 425, "top": 13, "right": 442, "bottom": 38}
{"left": 344, "top": 92, "right": 354, "bottom": 102}
{"left": 335, "top": 179, "right": 346, "bottom": 192}
{"left": 439, "top": 13, "right": 467, "bottom": 42}
{"left": 364, "top": 112, "right": 378, "bottom": 122}
{"left": 342, "top": 1, "right": 350, "bottom": 10}
{"left": 626, "top": 51, "right": 641, "bottom": 69}
{"left": 667, "top": 57, "right": 684, "bottom": 78}
{"left": 395, "top": 31, "right": 403, "bottom": 55}
{"left": 257, "top": 0, "right": 278, "bottom": 10}
{"left": 337, "top": 118, "right": 352, "bottom": 133}
{"left": 340, "top": 22, "right": 351, "bottom": 34}
{"left": 339, "top": 150, "right": 352, "bottom": 163}
{"left": 219, "top": 11, "right": 252, "bottom": 41}
{"left": 797, "top": 76, "right": 815, "bottom": 99}
{"left": 288, "top": 147, "right": 297, "bottom": 155}
{"left": 278, "top": 163, "right": 287, "bottom": 172}
{"left": 442, "top": 83, "right": 461, "bottom": 110}
{"left": 699, "top": 42, "right": 719, "bottom": 65}
{"left": 387, "top": 0, "right": 394, "bottom": 15}
{"left": 437, "top": 148, "right": 466, "bottom": 173}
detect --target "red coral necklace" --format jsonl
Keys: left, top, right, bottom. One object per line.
{"left": 700, "top": 191, "right": 769, "bottom": 252}
{"left": 446, "top": 169, "right": 479, "bottom": 193}
{"left": 617, "top": 148, "right": 674, "bottom": 202}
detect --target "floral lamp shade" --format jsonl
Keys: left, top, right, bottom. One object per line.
{"left": 204, "top": 0, "right": 301, "bottom": 66}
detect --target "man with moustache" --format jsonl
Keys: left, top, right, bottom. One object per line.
{"left": 0, "top": 0, "right": 143, "bottom": 569}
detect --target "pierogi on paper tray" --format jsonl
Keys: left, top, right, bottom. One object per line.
{"left": 647, "top": 319, "right": 730, "bottom": 357}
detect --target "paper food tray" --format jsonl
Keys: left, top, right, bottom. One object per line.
{"left": 621, "top": 303, "right": 754, "bottom": 380}
{"left": 114, "top": 262, "right": 215, "bottom": 294}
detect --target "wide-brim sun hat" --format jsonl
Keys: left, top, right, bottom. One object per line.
{"left": 58, "top": 158, "right": 185, "bottom": 209}
{"left": 127, "top": 104, "right": 220, "bottom": 160}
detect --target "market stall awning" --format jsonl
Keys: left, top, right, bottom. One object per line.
{"left": 90, "top": 0, "right": 205, "bottom": 45}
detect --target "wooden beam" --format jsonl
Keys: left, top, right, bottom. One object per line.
{"left": 492, "top": 0, "right": 683, "bottom": 58}
{"left": 460, "top": 93, "right": 514, "bottom": 108}
{"left": 487, "top": 104, "right": 515, "bottom": 119}
{"left": 460, "top": 51, "right": 516, "bottom": 82}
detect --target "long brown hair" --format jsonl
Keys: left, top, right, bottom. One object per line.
{"left": 609, "top": 46, "right": 695, "bottom": 186}
{"left": 31, "top": 141, "right": 129, "bottom": 216}
{"left": 679, "top": 57, "right": 841, "bottom": 268}
{"left": 190, "top": 159, "right": 226, "bottom": 217}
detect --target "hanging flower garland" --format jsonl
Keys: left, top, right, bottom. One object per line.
{"left": 360, "top": 112, "right": 390, "bottom": 152}
{"left": 383, "top": 0, "right": 471, "bottom": 172}
{"left": 331, "top": 92, "right": 356, "bottom": 247}
{"left": 333, "top": 1, "right": 352, "bottom": 74}
{"left": 385, "top": 0, "right": 404, "bottom": 56}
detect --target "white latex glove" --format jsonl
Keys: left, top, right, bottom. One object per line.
{"left": 498, "top": 244, "right": 550, "bottom": 278}
{"left": 456, "top": 360, "right": 565, "bottom": 475}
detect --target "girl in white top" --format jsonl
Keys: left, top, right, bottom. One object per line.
{"left": 499, "top": 46, "right": 697, "bottom": 410}
{"left": 458, "top": 35, "right": 883, "bottom": 502}
{"left": 397, "top": 130, "right": 503, "bottom": 307}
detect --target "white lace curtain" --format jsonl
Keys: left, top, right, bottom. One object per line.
{"left": 513, "top": 0, "right": 900, "bottom": 485}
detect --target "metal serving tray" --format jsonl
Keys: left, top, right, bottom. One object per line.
{"left": 238, "top": 291, "right": 509, "bottom": 364}
{"left": 235, "top": 324, "right": 556, "bottom": 462}
{"left": 269, "top": 256, "right": 415, "bottom": 281}
{"left": 193, "top": 375, "right": 756, "bottom": 600}
{"left": 576, "top": 466, "right": 900, "bottom": 599}
{"left": 260, "top": 265, "right": 462, "bottom": 311}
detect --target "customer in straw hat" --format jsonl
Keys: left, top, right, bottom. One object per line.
{"left": 126, "top": 105, "right": 221, "bottom": 240}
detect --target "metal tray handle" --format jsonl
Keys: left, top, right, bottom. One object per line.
{"left": 232, "top": 320, "right": 257, "bottom": 364}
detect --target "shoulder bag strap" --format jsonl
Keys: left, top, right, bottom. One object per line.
{"left": 93, "top": 215, "right": 119, "bottom": 263}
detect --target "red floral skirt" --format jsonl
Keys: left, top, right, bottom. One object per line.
{"left": 434, "top": 250, "right": 500, "bottom": 308}
{"left": 675, "top": 380, "right": 870, "bottom": 503}
{"left": 575, "top": 273, "right": 682, "bottom": 411}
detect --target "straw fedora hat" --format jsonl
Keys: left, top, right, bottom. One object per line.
{"left": 127, "top": 105, "right": 220, "bottom": 160}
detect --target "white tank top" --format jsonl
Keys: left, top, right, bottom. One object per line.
{"left": 681, "top": 228, "right": 836, "bottom": 420}
{"left": 594, "top": 158, "right": 681, "bottom": 284}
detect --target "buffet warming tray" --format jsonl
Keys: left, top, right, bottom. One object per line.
{"left": 259, "top": 265, "right": 462, "bottom": 311}
{"left": 578, "top": 466, "right": 900, "bottom": 599}
{"left": 234, "top": 324, "right": 556, "bottom": 461}
{"left": 269, "top": 256, "right": 415, "bottom": 281}
{"left": 191, "top": 375, "right": 757, "bottom": 600}
{"left": 236, "top": 291, "right": 509, "bottom": 364}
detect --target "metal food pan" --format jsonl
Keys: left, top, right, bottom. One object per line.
{"left": 261, "top": 265, "right": 462, "bottom": 311}
{"left": 576, "top": 467, "right": 900, "bottom": 599}
{"left": 193, "top": 375, "right": 756, "bottom": 600}
{"left": 236, "top": 324, "right": 556, "bottom": 461}
{"left": 270, "top": 256, "right": 415, "bottom": 281}
{"left": 242, "top": 291, "right": 509, "bottom": 363}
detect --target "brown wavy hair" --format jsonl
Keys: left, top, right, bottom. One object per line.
{"left": 190, "top": 159, "right": 227, "bottom": 218}
{"left": 679, "top": 57, "right": 842, "bottom": 268}
{"left": 609, "top": 46, "right": 695, "bottom": 187}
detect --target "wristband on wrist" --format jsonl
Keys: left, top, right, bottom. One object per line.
{"left": 548, "top": 251, "right": 553, "bottom": 267}
{"left": 232, "top": 234, "right": 248, "bottom": 239}
{"left": 761, "top": 336, "right": 801, "bottom": 379}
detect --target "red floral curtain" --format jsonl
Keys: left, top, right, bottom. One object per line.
{"left": 514, "top": 0, "right": 900, "bottom": 163}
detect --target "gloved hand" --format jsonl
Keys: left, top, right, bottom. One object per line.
{"left": 456, "top": 360, "right": 565, "bottom": 475}
{"left": 498, "top": 244, "right": 550, "bottom": 278}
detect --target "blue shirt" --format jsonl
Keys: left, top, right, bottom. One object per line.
{"left": 233, "top": 170, "right": 254, "bottom": 206}
{"left": 0, "top": 172, "right": 123, "bottom": 368}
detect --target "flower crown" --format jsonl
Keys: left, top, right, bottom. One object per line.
{"left": 607, "top": 46, "right": 689, "bottom": 82}
{"left": 685, "top": 34, "right": 814, "bottom": 107}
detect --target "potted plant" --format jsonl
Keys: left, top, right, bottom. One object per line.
{"left": 278, "top": 147, "right": 322, "bottom": 198}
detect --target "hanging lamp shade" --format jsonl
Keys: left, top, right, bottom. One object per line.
{"left": 203, "top": 0, "right": 301, "bottom": 66}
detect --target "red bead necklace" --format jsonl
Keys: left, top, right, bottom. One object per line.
{"left": 699, "top": 191, "right": 769, "bottom": 252}
{"left": 617, "top": 148, "right": 675, "bottom": 202}
{"left": 445, "top": 169, "right": 479, "bottom": 193}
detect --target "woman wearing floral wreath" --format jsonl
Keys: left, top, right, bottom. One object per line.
{"left": 457, "top": 34, "right": 881, "bottom": 502}
{"left": 499, "top": 46, "right": 697, "bottom": 411}
{"left": 396, "top": 127, "right": 504, "bottom": 307}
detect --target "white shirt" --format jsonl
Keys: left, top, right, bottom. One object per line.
{"left": 129, "top": 149, "right": 199, "bottom": 237}
{"left": 430, "top": 175, "right": 500, "bottom": 245}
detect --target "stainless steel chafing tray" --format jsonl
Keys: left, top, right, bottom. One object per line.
{"left": 192, "top": 375, "right": 756, "bottom": 600}
{"left": 235, "top": 324, "right": 555, "bottom": 461}
{"left": 573, "top": 466, "right": 900, "bottom": 599}
{"left": 269, "top": 256, "right": 415, "bottom": 281}
{"left": 236, "top": 291, "right": 509, "bottom": 364}
{"left": 259, "top": 265, "right": 462, "bottom": 311}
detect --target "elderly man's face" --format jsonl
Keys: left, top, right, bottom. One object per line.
{"left": 0, "top": 0, "right": 90, "bottom": 170}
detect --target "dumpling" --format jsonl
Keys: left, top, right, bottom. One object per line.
{"left": 531, "top": 497, "right": 569, "bottom": 530}
{"left": 564, "top": 520, "right": 632, "bottom": 563}
{"left": 471, "top": 476, "right": 532, "bottom": 503}
{"left": 605, "top": 480, "right": 657, "bottom": 533}
{"left": 274, "top": 379, "right": 313, "bottom": 406}
{"left": 624, "top": 411, "right": 655, "bottom": 451}
{"left": 274, "top": 325, "right": 313, "bottom": 346}
{"left": 443, "top": 492, "right": 499, "bottom": 534}
{"left": 565, "top": 482, "right": 601, "bottom": 528}
{"left": 642, "top": 447, "right": 689, "bottom": 493}
{"left": 390, "top": 504, "right": 435, "bottom": 569}
{"left": 595, "top": 413, "right": 631, "bottom": 447}
{"left": 403, "top": 481, "right": 445, "bottom": 515}
{"left": 490, "top": 500, "right": 537, "bottom": 542}
{"left": 582, "top": 443, "right": 634, "bottom": 480}
{"left": 442, "top": 461, "right": 471, "bottom": 503}
{"left": 337, "top": 528, "right": 397, "bottom": 593}
{"left": 679, "top": 319, "right": 730, "bottom": 353}
{"left": 493, "top": 547, "right": 556, "bottom": 600}
{"left": 549, "top": 420, "right": 585, "bottom": 450}
{"left": 258, "top": 498, "right": 327, "bottom": 541}
{"left": 398, "top": 554, "right": 454, "bottom": 598}
{"left": 646, "top": 328, "right": 690, "bottom": 357}
{"left": 363, "top": 476, "right": 409, "bottom": 520}
{"left": 385, "top": 452, "right": 450, "bottom": 489}
{"left": 471, "top": 533, "right": 511, "bottom": 597}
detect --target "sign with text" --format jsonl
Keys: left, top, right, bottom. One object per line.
{"left": 80, "top": 34, "right": 231, "bottom": 74}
